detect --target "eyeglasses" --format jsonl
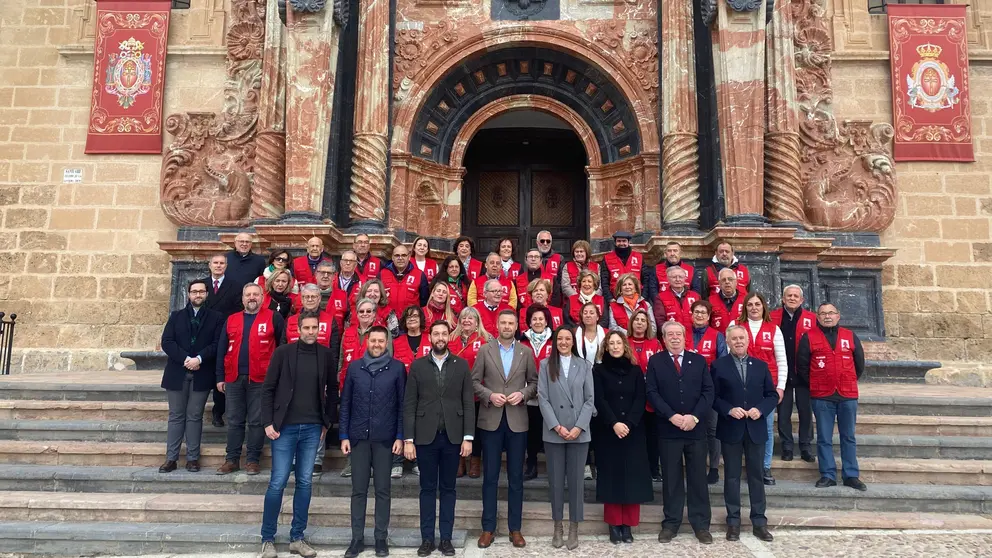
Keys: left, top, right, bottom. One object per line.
{"left": 394, "top": 253, "right": 409, "bottom": 257}
{"left": 341, "top": 258, "right": 357, "bottom": 263}
{"left": 538, "top": 239, "right": 551, "bottom": 244}
{"left": 318, "top": 271, "right": 333, "bottom": 275}
{"left": 301, "top": 295, "right": 319, "bottom": 300}
{"left": 357, "top": 309, "right": 375, "bottom": 315}
{"left": 818, "top": 311, "right": 839, "bottom": 316}
{"left": 485, "top": 288, "right": 502, "bottom": 293}
{"left": 189, "top": 290, "right": 207, "bottom": 294}
{"left": 273, "top": 256, "right": 288, "bottom": 262}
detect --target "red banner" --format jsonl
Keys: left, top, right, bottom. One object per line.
{"left": 888, "top": 4, "right": 973, "bottom": 162}
{"left": 84, "top": 0, "right": 171, "bottom": 154}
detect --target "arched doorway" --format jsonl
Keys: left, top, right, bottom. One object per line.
{"left": 461, "top": 111, "right": 588, "bottom": 255}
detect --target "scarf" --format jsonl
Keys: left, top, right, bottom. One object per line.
{"left": 362, "top": 350, "right": 392, "bottom": 372}
{"left": 523, "top": 328, "right": 552, "bottom": 355}
{"left": 602, "top": 353, "right": 633, "bottom": 372}
{"left": 622, "top": 294, "right": 639, "bottom": 309}
{"left": 268, "top": 289, "right": 292, "bottom": 317}
{"left": 615, "top": 246, "right": 632, "bottom": 262}
{"left": 578, "top": 291, "right": 594, "bottom": 305}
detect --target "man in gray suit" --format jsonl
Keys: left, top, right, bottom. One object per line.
{"left": 403, "top": 321, "right": 475, "bottom": 557}
{"left": 472, "top": 309, "right": 538, "bottom": 549}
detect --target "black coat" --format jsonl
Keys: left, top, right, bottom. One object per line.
{"left": 592, "top": 355, "right": 654, "bottom": 505}
{"left": 201, "top": 276, "right": 243, "bottom": 317}
{"left": 260, "top": 342, "right": 338, "bottom": 432}
{"left": 645, "top": 350, "right": 714, "bottom": 440}
{"left": 160, "top": 305, "right": 224, "bottom": 392}
{"left": 225, "top": 250, "right": 267, "bottom": 290}
{"left": 403, "top": 354, "right": 475, "bottom": 445}
{"left": 711, "top": 354, "right": 778, "bottom": 444}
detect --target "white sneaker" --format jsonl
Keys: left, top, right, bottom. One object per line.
{"left": 412, "top": 465, "right": 420, "bottom": 476}
{"left": 584, "top": 465, "right": 593, "bottom": 480}
{"left": 391, "top": 465, "right": 403, "bottom": 478}
{"left": 260, "top": 540, "right": 277, "bottom": 558}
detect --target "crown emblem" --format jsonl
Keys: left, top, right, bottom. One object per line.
{"left": 915, "top": 43, "right": 942, "bottom": 59}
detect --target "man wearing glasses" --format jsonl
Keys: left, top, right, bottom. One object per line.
{"left": 796, "top": 303, "right": 867, "bottom": 491}
{"left": 293, "top": 236, "right": 333, "bottom": 286}
{"left": 226, "top": 232, "right": 267, "bottom": 293}
{"left": 354, "top": 233, "right": 383, "bottom": 281}
{"left": 535, "top": 230, "right": 562, "bottom": 281}
{"left": 515, "top": 249, "right": 560, "bottom": 308}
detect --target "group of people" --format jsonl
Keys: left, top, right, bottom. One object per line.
{"left": 159, "top": 230, "right": 867, "bottom": 558}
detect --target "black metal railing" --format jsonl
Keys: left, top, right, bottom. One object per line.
{"left": 868, "top": 0, "right": 945, "bottom": 15}
{"left": 0, "top": 313, "right": 16, "bottom": 375}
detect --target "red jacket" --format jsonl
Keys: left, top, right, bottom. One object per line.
{"left": 706, "top": 262, "right": 750, "bottom": 296}
{"left": 356, "top": 254, "right": 383, "bottom": 281}
{"left": 464, "top": 258, "right": 483, "bottom": 281}
{"left": 474, "top": 301, "right": 513, "bottom": 338}
{"left": 337, "top": 326, "right": 367, "bottom": 388}
{"left": 686, "top": 326, "right": 720, "bottom": 366}
{"left": 322, "top": 288, "right": 350, "bottom": 332}
{"left": 286, "top": 311, "right": 333, "bottom": 347}
{"left": 541, "top": 253, "right": 563, "bottom": 278}
{"left": 518, "top": 304, "right": 564, "bottom": 334}
{"left": 442, "top": 280, "right": 468, "bottom": 317}
{"left": 708, "top": 288, "right": 747, "bottom": 333}
{"left": 654, "top": 288, "right": 700, "bottom": 333}
{"left": 603, "top": 251, "right": 644, "bottom": 295}
{"left": 415, "top": 258, "right": 439, "bottom": 282}
{"left": 520, "top": 337, "right": 553, "bottom": 368}
{"left": 392, "top": 334, "right": 432, "bottom": 370}
{"left": 502, "top": 261, "right": 522, "bottom": 282}
{"left": 380, "top": 264, "right": 426, "bottom": 316}
{"left": 422, "top": 303, "right": 452, "bottom": 328}
{"left": 656, "top": 261, "right": 695, "bottom": 293}
{"left": 564, "top": 260, "right": 600, "bottom": 292}
{"left": 806, "top": 326, "right": 859, "bottom": 399}
{"left": 567, "top": 293, "right": 604, "bottom": 324}
{"left": 223, "top": 308, "right": 277, "bottom": 383}
{"left": 292, "top": 254, "right": 333, "bottom": 287}
{"left": 746, "top": 321, "right": 780, "bottom": 386}
{"left": 449, "top": 332, "right": 486, "bottom": 370}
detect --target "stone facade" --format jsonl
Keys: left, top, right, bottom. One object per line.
{"left": 0, "top": 0, "right": 989, "bottom": 381}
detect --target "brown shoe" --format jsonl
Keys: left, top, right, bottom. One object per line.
{"left": 245, "top": 462, "right": 261, "bottom": 475}
{"left": 457, "top": 457, "right": 466, "bottom": 478}
{"left": 477, "top": 531, "right": 494, "bottom": 549}
{"left": 509, "top": 531, "right": 526, "bottom": 548}
{"left": 215, "top": 461, "right": 240, "bottom": 475}
{"left": 468, "top": 456, "right": 481, "bottom": 478}
{"left": 185, "top": 460, "right": 200, "bottom": 472}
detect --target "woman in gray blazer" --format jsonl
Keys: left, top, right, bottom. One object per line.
{"left": 538, "top": 326, "right": 595, "bottom": 550}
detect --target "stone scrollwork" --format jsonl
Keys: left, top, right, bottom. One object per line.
{"left": 792, "top": 0, "right": 896, "bottom": 232}
{"left": 393, "top": 22, "right": 458, "bottom": 94}
{"left": 727, "top": 0, "right": 763, "bottom": 12}
{"left": 590, "top": 22, "right": 658, "bottom": 104}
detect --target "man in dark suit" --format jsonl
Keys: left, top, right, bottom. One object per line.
{"left": 201, "top": 252, "right": 242, "bottom": 427}
{"left": 711, "top": 325, "right": 777, "bottom": 542}
{"left": 403, "top": 320, "right": 475, "bottom": 557}
{"left": 159, "top": 279, "right": 225, "bottom": 473}
{"left": 472, "top": 309, "right": 538, "bottom": 549}
{"left": 646, "top": 321, "right": 714, "bottom": 544}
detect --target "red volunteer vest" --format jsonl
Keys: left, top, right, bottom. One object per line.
{"left": 657, "top": 288, "right": 700, "bottom": 332}
{"left": 286, "top": 311, "right": 333, "bottom": 348}
{"left": 443, "top": 281, "right": 467, "bottom": 316}
{"left": 415, "top": 258, "right": 439, "bottom": 282}
{"left": 473, "top": 275, "right": 515, "bottom": 308}
{"left": 292, "top": 255, "right": 331, "bottom": 286}
{"left": 656, "top": 261, "right": 695, "bottom": 293}
{"left": 338, "top": 326, "right": 368, "bottom": 388}
{"left": 707, "top": 263, "right": 750, "bottom": 296}
{"left": 516, "top": 270, "right": 554, "bottom": 309}
{"left": 464, "top": 258, "right": 483, "bottom": 281}
{"left": 603, "top": 251, "right": 644, "bottom": 294}
{"left": 518, "top": 304, "right": 563, "bottom": 334}
{"left": 223, "top": 308, "right": 277, "bottom": 383}
{"left": 609, "top": 299, "right": 650, "bottom": 332}
{"left": 449, "top": 333, "right": 485, "bottom": 370}
{"left": 567, "top": 293, "right": 604, "bottom": 324}
{"left": 770, "top": 308, "right": 816, "bottom": 354}
{"left": 746, "top": 321, "right": 780, "bottom": 386}
{"left": 392, "top": 334, "right": 432, "bottom": 370}
{"left": 564, "top": 260, "right": 601, "bottom": 292}
{"left": 629, "top": 336, "right": 662, "bottom": 410}
{"left": 473, "top": 302, "right": 513, "bottom": 338}
{"left": 381, "top": 265, "right": 424, "bottom": 316}
{"left": 521, "top": 337, "right": 553, "bottom": 368}
{"left": 324, "top": 287, "right": 350, "bottom": 331}
{"left": 356, "top": 254, "right": 382, "bottom": 281}
{"left": 422, "top": 303, "right": 451, "bottom": 328}
{"left": 541, "top": 253, "right": 562, "bottom": 278}
{"left": 708, "top": 288, "right": 747, "bottom": 333}
{"left": 686, "top": 326, "right": 720, "bottom": 366}
{"left": 806, "top": 326, "right": 859, "bottom": 399}
{"left": 501, "top": 261, "right": 522, "bottom": 281}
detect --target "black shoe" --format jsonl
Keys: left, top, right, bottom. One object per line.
{"left": 658, "top": 528, "right": 677, "bottom": 543}
{"left": 707, "top": 468, "right": 719, "bottom": 485}
{"left": 815, "top": 476, "right": 837, "bottom": 488}
{"left": 438, "top": 540, "right": 455, "bottom": 556}
{"left": 726, "top": 525, "right": 740, "bottom": 541}
{"left": 416, "top": 540, "right": 435, "bottom": 557}
{"left": 801, "top": 450, "right": 816, "bottom": 463}
{"left": 753, "top": 525, "right": 774, "bottom": 541}
{"left": 763, "top": 468, "right": 776, "bottom": 486}
{"left": 313, "top": 464, "right": 323, "bottom": 475}
{"left": 694, "top": 529, "right": 713, "bottom": 544}
{"left": 620, "top": 525, "right": 633, "bottom": 543}
{"left": 212, "top": 417, "right": 224, "bottom": 428}
{"left": 344, "top": 540, "right": 365, "bottom": 558}
{"left": 374, "top": 539, "right": 388, "bottom": 557}
{"left": 651, "top": 474, "right": 663, "bottom": 483}
{"left": 844, "top": 477, "right": 868, "bottom": 491}
{"left": 524, "top": 465, "right": 538, "bottom": 480}
{"left": 608, "top": 525, "right": 622, "bottom": 544}
{"left": 158, "top": 460, "right": 177, "bottom": 473}
{"left": 781, "top": 450, "right": 794, "bottom": 462}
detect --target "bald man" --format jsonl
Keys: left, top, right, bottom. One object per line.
{"left": 293, "top": 236, "right": 333, "bottom": 286}
{"left": 225, "top": 232, "right": 267, "bottom": 296}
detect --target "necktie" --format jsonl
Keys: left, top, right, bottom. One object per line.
{"left": 673, "top": 354, "right": 682, "bottom": 375}
{"left": 213, "top": 279, "right": 219, "bottom": 294}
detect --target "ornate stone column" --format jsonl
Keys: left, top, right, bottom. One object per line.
{"left": 283, "top": 1, "right": 341, "bottom": 222}
{"left": 348, "top": 0, "right": 390, "bottom": 228}
{"left": 661, "top": 0, "right": 701, "bottom": 232}
{"left": 712, "top": 0, "right": 767, "bottom": 225}
{"left": 764, "top": 0, "right": 804, "bottom": 226}
{"left": 253, "top": 0, "right": 288, "bottom": 221}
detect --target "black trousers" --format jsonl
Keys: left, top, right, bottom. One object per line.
{"left": 644, "top": 412, "right": 660, "bottom": 477}
{"left": 350, "top": 440, "right": 394, "bottom": 542}
{"left": 660, "top": 437, "right": 711, "bottom": 533}
{"left": 525, "top": 405, "right": 543, "bottom": 469}
{"left": 778, "top": 383, "right": 813, "bottom": 453}
{"left": 721, "top": 435, "right": 767, "bottom": 527}
{"left": 212, "top": 388, "right": 225, "bottom": 421}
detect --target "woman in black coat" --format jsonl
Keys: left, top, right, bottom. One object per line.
{"left": 592, "top": 330, "right": 654, "bottom": 544}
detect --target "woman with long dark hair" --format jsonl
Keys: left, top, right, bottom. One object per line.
{"left": 411, "top": 236, "right": 439, "bottom": 282}
{"left": 437, "top": 255, "right": 470, "bottom": 316}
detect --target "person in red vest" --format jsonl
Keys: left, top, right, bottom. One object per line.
{"left": 626, "top": 308, "right": 663, "bottom": 483}
{"left": 520, "top": 305, "right": 554, "bottom": 480}
{"left": 380, "top": 244, "right": 429, "bottom": 318}
{"left": 709, "top": 268, "right": 747, "bottom": 333}
{"left": 454, "top": 236, "right": 484, "bottom": 281}
{"left": 333, "top": 251, "right": 364, "bottom": 316}
{"left": 497, "top": 237, "right": 522, "bottom": 281}
{"left": 468, "top": 253, "right": 518, "bottom": 309}
{"left": 655, "top": 241, "right": 698, "bottom": 294}
{"left": 473, "top": 278, "right": 513, "bottom": 338}
{"left": 292, "top": 237, "right": 333, "bottom": 287}
{"left": 254, "top": 248, "right": 293, "bottom": 291}
{"left": 770, "top": 285, "right": 817, "bottom": 464}
{"left": 561, "top": 240, "right": 601, "bottom": 298}
{"left": 352, "top": 279, "right": 400, "bottom": 338}
{"left": 449, "top": 306, "right": 493, "bottom": 478}
{"left": 411, "top": 236, "right": 439, "bottom": 282}
{"left": 423, "top": 281, "right": 457, "bottom": 327}
{"left": 600, "top": 231, "right": 657, "bottom": 305}
{"left": 518, "top": 278, "right": 564, "bottom": 334}
{"left": 653, "top": 266, "right": 701, "bottom": 334}
{"left": 704, "top": 242, "right": 750, "bottom": 297}
{"left": 535, "top": 230, "right": 563, "bottom": 281}
{"left": 565, "top": 270, "right": 605, "bottom": 327}
{"left": 437, "top": 256, "right": 470, "bottom": 317}
{"left": 608, "top": 273, "right": 656, "bottom": 334}
{"left": 686, "top": 300, "right": 728, "bottom": 485}
{"left": 287, "top": 284, "right": 333, "bottom": 348}
{"left": 736, "top": 292, "right": 787, "bottom": 486}
{"left": 393, "top": 306, "right": 433, "bottom": 370}
{"left": 516, "top": 249, "right": 559, "bottom": 308}
{"left": 215, "top": 283, "right": 286, "bottom": 475}
{"left": 354, "top": 233, "right": 383, "bottom": 281}
{"left": 797, "top": 303, "right": 866, "bottom": 492}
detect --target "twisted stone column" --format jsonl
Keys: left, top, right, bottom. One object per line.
{"left": 253, "top": 0, "right": 287, "bottom": 220}
{"left": 764, "top": 0, "right": 804, "bottom": 225}
{"left": 661, "top": 0, "right": 700, "bottom": 229}
{"left": 348, "top": 0, "right": 390, "bottom": 225}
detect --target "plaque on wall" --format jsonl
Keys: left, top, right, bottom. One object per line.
{"left": 491, "top": 0, "right": 559, "bottom": 21}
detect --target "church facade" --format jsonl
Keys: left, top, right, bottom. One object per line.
{"left": 0, "top": 0, "right": 990, "bottom": 383}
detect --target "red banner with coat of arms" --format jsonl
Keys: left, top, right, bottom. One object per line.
{"left": 84, "top": 0, "right": 171, "bottom": 154}
{"left": 888, "top": 4, "right": 973, "bottom": 162}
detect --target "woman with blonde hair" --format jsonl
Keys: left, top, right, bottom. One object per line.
{"left": 561, "top": 240, "right": 601, "bottom": 297}
{"left": 449, "top": 306, "right": 492, "bottom": 478}
{"left": 608, "top": 273, "right": 656, "bottom": 334}
{"left": 423, "top": 280, "right": 457, "bottom": 327}
{"left": 262, "top": 268, "right": 298, "bottom": 319}
{"left": 352, "top": 278, "right": 399, "bottom": 337}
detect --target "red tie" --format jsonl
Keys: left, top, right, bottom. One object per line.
{"left": 673, "top": 353, "right": 682, "bottom": 375}
{"left": 213, "top": 279, "right": 219, "bottom": 294}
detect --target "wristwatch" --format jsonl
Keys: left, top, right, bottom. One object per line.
{"left": 691, "top": 415, "right": 699, "bottom": 424}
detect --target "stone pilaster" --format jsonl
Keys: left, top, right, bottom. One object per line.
{"left": 348, "top": 0, "right": 390, "bottom": 227}
{"left": 764, "top": 0, "right": 804, "bottom": 226}
{"left": 660, "top": 0, "right": 701, "bottom": 231}
{"left": 253, "top": 0, "right": 288, "bottom": 221}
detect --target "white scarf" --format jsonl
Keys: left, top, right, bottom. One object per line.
{"left": 524, "top": 328, "right": 551, "bottom": 355}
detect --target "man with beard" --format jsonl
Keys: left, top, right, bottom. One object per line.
{"left": 704, "top": 242, "right": 750, "bottom": 297}
{"left": 403, "top": 321, "right": 475, "bottom": 557}
{"left": 293, "top": 236, "right": 334, "bottom": 286}
{"left": 215, "top": 283, "right": 286, "bottom": 475}
{"left": 535, "top": 230, "right": 562, "bottom": 280}
{"left": 600, "top": 231, "right": 657, "bottom": 305}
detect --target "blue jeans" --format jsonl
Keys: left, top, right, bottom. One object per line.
{"left": 261, "top": 423, "right": 323, "bottom": 542}
{"left": 763, "top": 408, "right": 775, "bottom": 470}
{"left": 811, "top": 398, "right": 859, "bottom": 481}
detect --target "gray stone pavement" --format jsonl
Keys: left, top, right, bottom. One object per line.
{"left": 4, "top": 529, "right": 991, "bottom": 558}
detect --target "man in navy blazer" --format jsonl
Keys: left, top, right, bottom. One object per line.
{"left": 711, "top": 325, "right": 778, "bottom": 543}
{"left": 646, "top": 321, "right": 714, "bottom": 545}
{"left": 200, "top": 253, "right": 243, "bottom": 427}
{"left": 159, "top": 279, "right": 225, "bottom": 473}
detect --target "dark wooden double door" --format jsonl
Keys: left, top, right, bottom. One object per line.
{"left": 462, "top": 129, "right": 588, "bottom": 256}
